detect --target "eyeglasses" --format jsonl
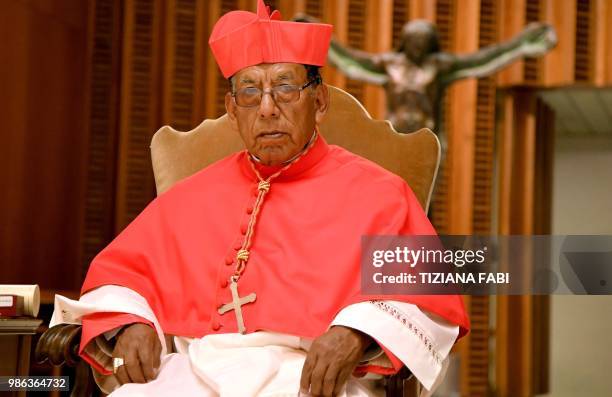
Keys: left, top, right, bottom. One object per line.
{"left": 231, "top": 78, "right": 321, "bottom": 108}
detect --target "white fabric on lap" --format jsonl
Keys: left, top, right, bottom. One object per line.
{"left": 186, "top": 332, "right": 379, "bottom": 397}
{"left": 109, "top": 332, "right": 379, "bottom": 397}
{"left": 108, "top": 354, "right": 211, "bottom": 397}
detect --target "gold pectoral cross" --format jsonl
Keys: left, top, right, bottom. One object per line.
{"left": 218, "top": 279, "right": 256, "bottom": 334}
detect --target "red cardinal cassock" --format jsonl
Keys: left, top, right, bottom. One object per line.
{"left": 80, "top": 133, "right": 469, "bottom": 372}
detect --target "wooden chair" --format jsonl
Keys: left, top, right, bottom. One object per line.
{"left": 36, "top": 85, "right": 440, "bottom": 397}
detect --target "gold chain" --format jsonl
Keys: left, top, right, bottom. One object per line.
{"left": 230, "top": 132, "right": 319, "bottom": 282}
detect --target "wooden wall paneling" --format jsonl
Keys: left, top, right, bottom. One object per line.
{"left": 201, "top": 0, "right": 231, "bottom": 120}
{"left": 74, "top": 0, "right": 95, "bottom": 288}
{"left": 409, "top": 0, "right": 436, "bottom": 22}
{"left": 114, "top": 0, "right": 164, "bottom": 231}
{"left": 161, "top": 0, "right": 198, "bottom": 131}
{"left": 447, "top": 0, "right": 479, "bottom": 235}
{"left": 532, "top": 291, "right": 550, "bottom": 393}
{"left": 473, "top": 0, "right": 498, "bottom": 235}
{"left": 495, "top": 90, "right": 553, "bottom": 397}
{"left": 0, "top": 0, "right": 90, "bottom": 290}
{"left": 523, "top": 0, "right": 542, "bottom": 84}
{"left": 204, "top": 0, "right": 222, "bottom": 119}
{"left": 277, "top": 0, "right": 306, "bottom": 18}
{"left": 239, "top": 0, "right": 259, "bottom": 12}
{"left": 496, "top": 91, "right": 521, "bottom": 397}
{"left": 193, "top": 0, "right": 210, "bottom": 121}
{"left": 227, "top": 1, "right": 263, "bottom": 15}
{"left": 0, "top": 1, "right": 29, "bottom": 284}
{"left": 215, "top": 0, "right": 240, "bottom": 117}
{"left": 449, "top": 3, "right": 481, "bottom": 395}
{"left": 363, "top": 0, "right": 393, "bottom": 119}
{"left": 532, "top": 101, "right": 554, "bottom": 238}
{"left": 605, "top": 0, "right": 612, "bottom": 84}
{"left": 459, "top": 294, "right": 489, "bottom": 397}
{"left": 541, "top": 0, "right": 576, "bottom": 86}
{"left": 392, "top": 0, "right": 411, "bottom": 49}
{"left": 531, "top": 99, "right": 554, "bottom": 395}
{"left": 515, "top": 101, "right": 536, "bottom": 227}
{"left": 175, "top": 0, "right": 197, "bottom": 129}
{"left": 435, "top": 0, "right": 455, "bottom": 52}
{"left": 343, "top": 0, "right": 367, "bottom": 104}
{"left": 318, "top": 0, "right": 349, "bottom": 88}
{"left": 512, "top": 91, "right": 536, "bottom": 397}
{"left": 497, "top": 0, "right": 526, "bottom": 86}
{"left": 494, "top": 93, "right": 515, "bottom": 397}
{"left": 323, "top": 0, "right": 348, "bottom": 88}
{"left": 592, "top": 0, "right": 612, "bottom": 85}
{"left": 202, "top": 0, "right": 253, "bottom": 120}
{"left": 430, "top": 0, "right": 455, "bottom": 234}
{"left": 161, "top": 0, "right": 176, "bottom": 126}
{"left": 305, "top": 0, "right": 325, "bottom": 19}
{"left": 573, "top": 0, "right": 593, "bottom": 83}
{"left": 497, "top": 94, "right": 515, "bottom": 237}
{"left": 38, "top": 0, "right": 88, "bottom": 289}
{"left": 80, "top": 0, "right": 123, "bottom": 281}
{"left": 457, "top": 1, "right": 501, "bottom": 395}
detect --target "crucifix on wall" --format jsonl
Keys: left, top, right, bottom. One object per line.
{"left": 295, "top": 15, "right": 557, "bottom": 152}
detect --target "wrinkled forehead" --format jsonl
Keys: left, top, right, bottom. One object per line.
{"left": 233, "top": 63, "right": 307, "bottom": 84}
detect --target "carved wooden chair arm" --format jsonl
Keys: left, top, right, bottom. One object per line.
{"left": 36, "top": 324, "right": 96, "bottom": 397}
{"left": 35, "top": 324, "right": 83, "bottom": 367}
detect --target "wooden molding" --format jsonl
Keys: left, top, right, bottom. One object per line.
{"left": 541, "top": 0, "right": 577, "bottom": 86}
{"left": 497, "top": 0, "right": 527, "bottom": 86}
{"left": 323, "top": 0, "right": 348, "bottom": 88}
{"left": 363, "top": 0, "right": 392, "bottom": 119}
{"left": 410, "top": 0, "right": 436, "bottom": 22}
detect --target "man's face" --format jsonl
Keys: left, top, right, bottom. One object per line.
{"left": 226, "top": 63, "right": 329, "bottom": 166}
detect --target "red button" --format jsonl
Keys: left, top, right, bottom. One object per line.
{"left": 211, "top": 321, "right": 221, "bottom": 331}
{"left": 246, "top": 205, "right": 254, "bottom": 214}
{"left": 220, "top": 279, "right": 228, "bottom": 288}
{"left": 234, "top": 241, "right": 242, "bottom": 250}
{"left": 225, "top": 256, "right": 233, "bottom": 265}
{"left": 240, "top": 224, "right": 248, "bottom": 235}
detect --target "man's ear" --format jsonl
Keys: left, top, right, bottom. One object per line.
{"left": 314, "top": 83, "right": 329, "bottom": 125}
{"left": 225, "top": 92, "right": 238, "bottom": 129}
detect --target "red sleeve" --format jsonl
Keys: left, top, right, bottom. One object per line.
{"left": 79, "top": 312, "right": 153, "bottom": 374}
{"left": 354, "top": 340, "right": 403, "bottom": 376}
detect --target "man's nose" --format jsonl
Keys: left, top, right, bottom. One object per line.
{"left": 258, "top": 91, "right": 279, "bottom": 119}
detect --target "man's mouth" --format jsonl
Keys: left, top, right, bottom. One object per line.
{"left": 258, "top": 131, "right": 286, "bottom": 139}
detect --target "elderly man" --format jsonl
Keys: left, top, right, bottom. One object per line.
{"left": 51, "top": 1, "right": 468, "bottom": 396}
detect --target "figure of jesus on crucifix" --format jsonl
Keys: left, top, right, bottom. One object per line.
{"left": 295, "top": 15, "right": 557, "bottom": 151}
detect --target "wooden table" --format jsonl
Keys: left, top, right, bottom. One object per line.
{"left": 0, "top": 318, "right": 43, "bottom": 397}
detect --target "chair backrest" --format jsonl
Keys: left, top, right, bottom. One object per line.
{"left": 151, "top": 85, "right": 440, "bottom": 210}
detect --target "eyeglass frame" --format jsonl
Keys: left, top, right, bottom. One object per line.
{"left": 230, "top": 76, "right": 322, "bottom": 108}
